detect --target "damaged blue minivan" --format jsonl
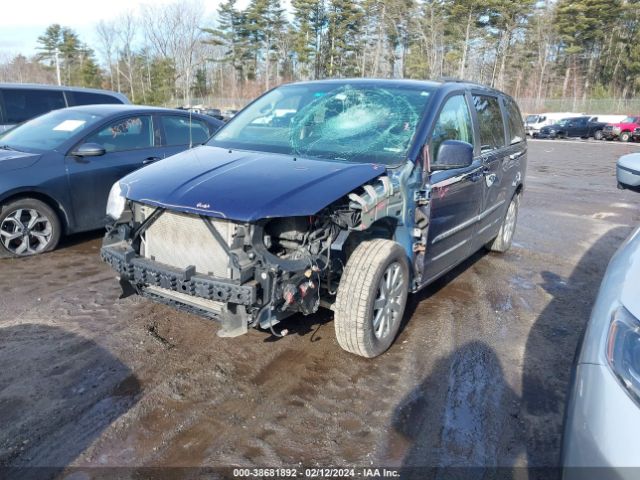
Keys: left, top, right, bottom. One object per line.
{"left": 101, "top": 79, "right": 527, "bottom": 357}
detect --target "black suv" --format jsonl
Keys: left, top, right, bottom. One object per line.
{"left": 536, "top": 116, "right": 607, "bottom": 140}
{"left": 101, "top": 79, "right": 527, "bottom": 357}
{"left": 0, "top": 83, "right": 129, "bottom": 132}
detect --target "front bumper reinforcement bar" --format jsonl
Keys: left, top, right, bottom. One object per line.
{"left": 101, "top": 245, "right": 257, "bottom": 306}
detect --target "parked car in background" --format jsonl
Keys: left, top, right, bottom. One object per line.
{"left": 535, "top": 116, "right": 607, "bottom": 140}
{"left": 202, "top": 108, "right": 225, "bottom": 121}
{"left": 0, "top": 105, "right": 223, "bottom": 257}
{"left": 101, "top": 79, "right": 527, "bottom": 357}
{"left": 602, "top": 115, "right": 640, "bottom": 142}
{"left": 589, "top": 114, "right": 627, "bottom": 125}
{"left": 0, "top": 83, "right": 129, "bottom": 133}
{"left": 222, "top": 109, "right": 239, "bottom": 121}
{"left": 525, "top": 111, "right": 584, "bottom": 137}
{"left": 562, "top": 153, "right": 640, "bottom": 479}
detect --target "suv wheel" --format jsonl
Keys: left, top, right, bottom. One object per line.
{"left": 0, "top": 198, "right": 61, "bottom": 258}
{"left": 486, "top": 193, "right": 520, "bottom": 253}
{"left": 593, "top": 130, "right": 603, "bottom": 140}
{"left": 620, "top": 131, "right": 631, "bottom": 142}
{"left": 334, "top": 239, "right": 409, "bottom": 358}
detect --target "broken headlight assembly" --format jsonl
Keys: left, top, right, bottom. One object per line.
{"left": 607, "top": 305, "right": 640, "bottom": 406}
{"left": 106, "top": 181, "right": 126, "bottom": 220}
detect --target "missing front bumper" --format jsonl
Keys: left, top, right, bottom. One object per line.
{"left": 102, "top": 245, "right": 257, "bottom": 337}
{"left": 101, "top": 245, "right": 257, "bottom": 306}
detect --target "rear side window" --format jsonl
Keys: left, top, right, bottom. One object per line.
{"left": 84, "top": 116, "right": 153, "bottom": 152}
{"left": 70, "top": 91, "right": 123, "bottom": 106}
{"left": 1, "top": 88, "right": 66, "bottom": 124}
{"left": 160, "top": 115, "right": 212, "bottom": 146}
{"left": 472, "top": 95, "right": 505, "bottom": 151}
{"left": 504, "top": 98, "right": 525, "bottom": 145}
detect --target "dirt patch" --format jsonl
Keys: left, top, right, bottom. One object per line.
{"left": 1, "top": 142, "right": 639, "bottom": 471}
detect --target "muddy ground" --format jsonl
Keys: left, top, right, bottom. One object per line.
{"left": 1, "top": 140, "right": 640, "bottom": 477}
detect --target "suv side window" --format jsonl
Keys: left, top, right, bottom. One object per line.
{"left": 504, "top": 98, "right": 525, "bottom": 145}
{"left": 430, "top": 94, "right": 474, "bottom": 164}
{"left": 2, "top": 88, "right": 66, "bottom": 124}
{"left": 84, "top": 115, "right": 153, "bottom": 153}
{"left": 472, "top": 94, "right": 505, "bottom": 152}
{"left": 160, "top": 115, "right": 212, "bottom": 146}
{"left": 69, "top": 91, "right": 123, "bottom": 106}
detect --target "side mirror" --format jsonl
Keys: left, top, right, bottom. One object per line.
{"left": 70, "top": 143, "right": 106, "bottom": 157}
{"left": 432, "top": 140, "right": 474, "bottom": 170}
{"left": 617, "top": 153, "right": 640, "bottom": 193}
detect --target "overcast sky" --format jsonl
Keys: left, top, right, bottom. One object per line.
{"left": 0, "top": 0, "right": 250, "bottom": 59}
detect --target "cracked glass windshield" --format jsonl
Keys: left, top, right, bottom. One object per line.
{"left": 208, "top": 82, "right": 435, "bottom": 165}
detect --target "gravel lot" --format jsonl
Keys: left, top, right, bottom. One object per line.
{"left": 1, "top": 140, "right": 640, "bottom": 476}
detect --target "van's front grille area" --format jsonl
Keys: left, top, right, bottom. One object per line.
{"left": 138, "top": 206, "right": 236, "bottom": 279}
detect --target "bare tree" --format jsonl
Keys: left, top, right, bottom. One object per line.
{"left": 142, "top": 0, "right": 207, "bottom": 106}
{"left": 95, "top": 20, "right": 118, "bottom": 90}
{"left": 116, "top": 11, "right": 138, "bottom": 102}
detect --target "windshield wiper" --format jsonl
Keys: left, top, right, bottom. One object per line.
{"left": 0, "top": 144, "right": 15, "bottom": 151}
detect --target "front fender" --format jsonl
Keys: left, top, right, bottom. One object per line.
{"left": 0, "top": 186, "right": 73, "bottom": 233}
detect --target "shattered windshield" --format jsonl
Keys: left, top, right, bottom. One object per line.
{"left": 208, "top": 83, "right": 435, "bottom": 165}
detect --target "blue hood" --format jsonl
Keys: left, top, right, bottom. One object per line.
{"left": 0, "top": 150, "right": 42, "bottom": 173}
{"left": 121, "top": 146, "right": 386, "bottom": 222}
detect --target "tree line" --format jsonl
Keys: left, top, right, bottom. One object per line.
{"left": 0, "top": 0, "right": 639, "bottom": 110}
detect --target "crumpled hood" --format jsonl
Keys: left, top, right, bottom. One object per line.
{"left": 0, "top": 150, "right": 42, "bottom": 173}
{"left": 121, "top": 145, "right": 386, "bottom": 222}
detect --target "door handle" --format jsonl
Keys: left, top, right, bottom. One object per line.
{"left": 143, "top": 156, "right": 160, "bottom": 165}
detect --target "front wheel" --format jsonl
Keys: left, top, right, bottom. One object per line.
{"left": 620, "top": 132, "right": 631, "bottom": 142}
{"left": 0, "top": 198, "right": 61, "bottom": 258}
{"left": 486, "top": 193, "right": 520, "bottom": 253}
{"left": 593, "top": 130, "right": 603, "bottom": 140}
{"left": 334, "top": 239, "right": 409, "bottom": 358}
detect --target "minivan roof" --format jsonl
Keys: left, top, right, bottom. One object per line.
{"left": 283, "top": 77, "right": 511, "bottom": 99}
{"left": 0, "top": 83, "right": 129, "bottom": 103}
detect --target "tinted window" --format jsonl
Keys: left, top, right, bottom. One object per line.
{"left": 1, "top": 88, "right": 66, "bottom": 124}
{"left": 472, "top": 95, "right": 505, "bottom": 151}
{"left": 84, "top": 116, "right": 153, "bottom": 152}
{"left": 0, "top": 109, "right": 102, "bottom": 152}
{"left": 504, "top": 98, "right": 525, "bottom": 145}
{"left": 161, "top": 115, "right": 211, "bottom": 146}
{"left": 70, "top": 91, "right": 123, "bottom": 106}
{"left": 430, "top": 94, "right": 474, "bottom": 164}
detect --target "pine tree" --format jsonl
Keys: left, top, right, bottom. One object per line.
{"left": 291, "top": 0, "right": 327, "bottom": 79}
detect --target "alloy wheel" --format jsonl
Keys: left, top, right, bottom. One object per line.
{"left": 372, "top": 262, "right": 405, "bottom": 339}
{"left": 0, "top": 208, "right": 53, "bottom": 256}
{"left": 502, "top": 200, "right": 517, "bottom": 246}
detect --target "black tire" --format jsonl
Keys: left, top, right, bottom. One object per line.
{"left": 485, "top": 193, "right": 520, "bottom": 253}
{"left": 0, "top": 198, "right": 61, "bottom": 258}
{"left": 334, "top": 239, "right": 409, "bottom": 358}
{"left": 620, "top": 131, "right": 631, "bottom": 142}
{"left": 593, "top": 130, "right": 603, "bottom": 141}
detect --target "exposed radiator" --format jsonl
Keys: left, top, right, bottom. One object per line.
{"left": 139, "top": 206, "right": 235, "bottom": 278}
